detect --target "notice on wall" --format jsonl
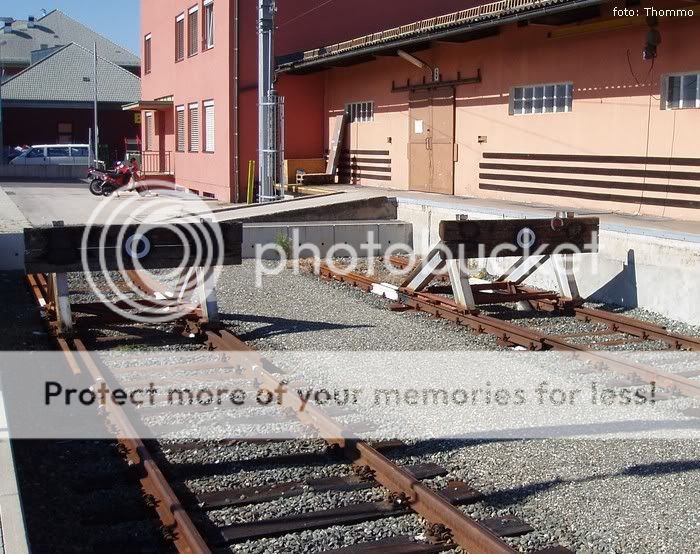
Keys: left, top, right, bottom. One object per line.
{"left": 414, "top": 120, "right": 424, "bottom": 134}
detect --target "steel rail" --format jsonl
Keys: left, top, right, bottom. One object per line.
{"left": 26, "top": 274, "right": 211, "bottom": 554}
{"left": 318, "top": 265, "right": 700, "bottom": 399}
{"left": 92, "top": 271, "right": 520, "bottom": 553}
{"left": 383, "top": 255, "right": 700, "bottom": 350}
{"left": 195, "top": 324, "right": 517, "bottom": 554}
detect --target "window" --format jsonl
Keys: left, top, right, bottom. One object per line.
{"left": 175, "top": 14, "right": 185, "bottom": 61}
{"left": 70, "top": 147, "right": 89, "bottom": 157}
{"left": 47, "top": 147, "right": 70, "bottom": 157}
{"left": 188, "top": 103, "right": 200, "bottom": 152}
{"left": 346, "top": 101, "right": 374, "bottom": 123}
{"left": 144, "top": 33, "right": 152, "bottom": 74}
{"left": 27, "top": 148, "right": 45, "bottom": 159}
{"left": 203, "top": 100, "right": 215, "bottom": 152}
{"left": 188, "top": 6, "right": 199, "bottom": 57}
{"left": 176, "top": 105, "right": 186, "bottom": 152}
{"left": 145, "top": 112, "right": 155, "bottom": 151}
{"left": 663, "top": 72, "right": 700, "bottom": 110}
{"left": 204, "top": 0, "right": 214, "bottom": 49}
{"left": 510, "top": 83, "right": 573, "bottom": 115}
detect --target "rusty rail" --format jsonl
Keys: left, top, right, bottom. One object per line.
{"left": 318, "top": 264, "right": 700, "bottom": 400}
{"left": 26, "top": 274, "right": 211, "bottom": 554}
{"left": 26, "top": 270, "right": 523, "bottom": 554}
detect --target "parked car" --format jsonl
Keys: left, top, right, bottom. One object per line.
{"left": 9, "top": 144, "right": 91, "bottom": 166}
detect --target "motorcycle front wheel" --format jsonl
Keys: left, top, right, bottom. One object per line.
{"left": 89, "top": 179, "right": 104, "bottom": 196}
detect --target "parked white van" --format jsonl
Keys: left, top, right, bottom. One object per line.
{"left": 9, "top": 144, "right": 91, "bottom": 166}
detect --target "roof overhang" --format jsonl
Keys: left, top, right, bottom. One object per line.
{"left": 277, "top": 0, "right": 604, "bottom": 75}
{"left": 122, "top": 100, "right": 174, "bottom": 112}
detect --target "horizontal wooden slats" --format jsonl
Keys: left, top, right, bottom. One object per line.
{"left": 479, "top": 173, "right": 700, "bottom": 195}
{"left": 484, "top": 152, "right": 700, "bottom": 167}
{"left": 480, "top": 152, "right": 700, "bottom": 210}
{"left": 480, "top": 162, "right": 700, "bottom": 182}
{"left": 337, "top": 149, "right": 392, "bottom": 184}
{"left": 480, "top": 183, "right": 700, "bottom": 210}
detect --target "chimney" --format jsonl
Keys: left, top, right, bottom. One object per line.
{"left": 28, "top": 16, "right": 35, "bottom": 28}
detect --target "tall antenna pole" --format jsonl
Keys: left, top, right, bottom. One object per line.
{"left": 258, "top": 0, "right": 278, "bottom": 202}
{"left": 93, "top": 42, "right": 99, "bottom": 161}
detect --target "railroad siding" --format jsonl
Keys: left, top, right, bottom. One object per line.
{"left": 397, "top": 197, "right": 700, "bottom": 325}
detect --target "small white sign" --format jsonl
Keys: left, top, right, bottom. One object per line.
{"left": 414, "top": 120, "right": 424, "bottom": 134}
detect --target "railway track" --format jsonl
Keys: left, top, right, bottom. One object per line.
{"left": 316, "top": 258, "right": 700, "bottom": 403}
{"left": 23, "top": 271, "right": 581, "bottom": 554}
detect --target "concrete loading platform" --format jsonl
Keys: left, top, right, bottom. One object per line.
{"left": 1, "top": 180, "right": 699, "bottom": 324}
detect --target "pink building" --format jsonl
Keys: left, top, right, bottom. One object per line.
{"left": 139, "top": 0, "right": 700, "bottom": 221}
{"left": 137, "top": 0, "right": 465, "bottom": 201}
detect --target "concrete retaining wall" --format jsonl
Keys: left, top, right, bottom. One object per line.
{"left": 244, "top": 220, "right": 412, "bottom": 259}
{"left": 0, "top": 165, "right": 87, "bottom": 182}
{"left": 397, "top": 199, "right": 700, "bottom": 326}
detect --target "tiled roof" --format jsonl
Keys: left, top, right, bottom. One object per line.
{"left": 0, "top": 9, "right": 139, "bottom": 68}
{"left": 2, "top": 42, "right": 140, "bottom": 104}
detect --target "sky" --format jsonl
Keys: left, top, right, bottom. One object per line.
{"left": 2, "top": 0, "right": 141, "bottom": 55}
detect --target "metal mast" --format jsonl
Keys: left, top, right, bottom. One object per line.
{"left": 93, "top": 42, "right": 100, "bottom": 162}
{"left": 258, "top": 0, "right": 283, "bottom": 202}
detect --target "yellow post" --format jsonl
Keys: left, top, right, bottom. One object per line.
{"left": 246, "top": 160, "right": 255, "bottom": 204}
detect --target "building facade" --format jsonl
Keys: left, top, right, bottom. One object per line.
{"left": 138, "top": 0, "right": 469, "bottom": 201}
{"left": 140, "top": 0, "right": 700, "bottom": 220}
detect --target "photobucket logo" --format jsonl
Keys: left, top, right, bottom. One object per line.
{"left": 81, "top": 181, "right": 225, "bottom": 323}
{"left": 253, "top": 228, "right": 598, "bottom": 287}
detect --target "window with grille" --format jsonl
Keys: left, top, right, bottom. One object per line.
{"left": 510, "top": 83, "right": 573, "bottom": 115}
{"left": 145, "top": 112, "right": 154, "bottom": 151}
{"left": 144, "top": 34, "right": 152, "bottom": 74}
{"left": 203, "top": 100, "right": 215, "bottom": 152}
{"left": 176, "top": 106, "right": 186, "bottom": 152}
{"left": 188, "top": 103, "right": 200, "bottom": 152}
{"left": 188, "top": 6, "right": 199, "bottom": 56}
{"left": 345, "top": 101, "right": 374, "bottom": 123}
{"left": 175, "top": 14, "right": 185, "bottom": 61}
{"left": 204, "top": 0, "right": 214, "bottom": 49}
{"left": 663, "top": 72, "right": 700, "bottom": 110}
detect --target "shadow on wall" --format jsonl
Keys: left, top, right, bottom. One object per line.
{"left": 589, "top": 249, "right": 638, "bottom": 309}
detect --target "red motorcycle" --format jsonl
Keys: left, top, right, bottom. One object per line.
{"left": 88, "top": 161, "right": 133, "bottom": 196}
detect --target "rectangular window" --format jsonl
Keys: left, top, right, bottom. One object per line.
{"left": 345, "top": 101, "right": 374, "bottom": 123}
{"left": 204, "top": 0, "right": 214, "bottom": 49}
{"left": 175, "top": 14, "right": 185, "bottom": 61}
{"left": 176, "top": 106, "right": 186, "bottom": 152}
{"left": 188, "top": 6, "right": 199, "bottom": 57}
{"left": 47, "top": 147, "right": 70, "bottom": 157}
{"left": 510, "top": 82, "right": 573, "bottom": 115}
{"left": 188, "top": 103, "right": 200, "bottom": 152}
{"left": 203, "top": 100, "right": 215, "bottom": 152}
{"left": 71, "top": 147, "right": 89, "bottom": 157}
{"left": 145, "top": 112, "right": 154, "bottom": 151}
{"left": 144, "top": 34, "right": 152, "bottom": 74}
{"left": 663, "top": 72, "right": 700, "bottom": 109}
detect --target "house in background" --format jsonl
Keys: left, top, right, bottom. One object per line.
{"left": 2, "top": 43, "right": 140, "bottom": 162}
{"left": 0, "top": 9, "right": 140, "bottom": 79}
